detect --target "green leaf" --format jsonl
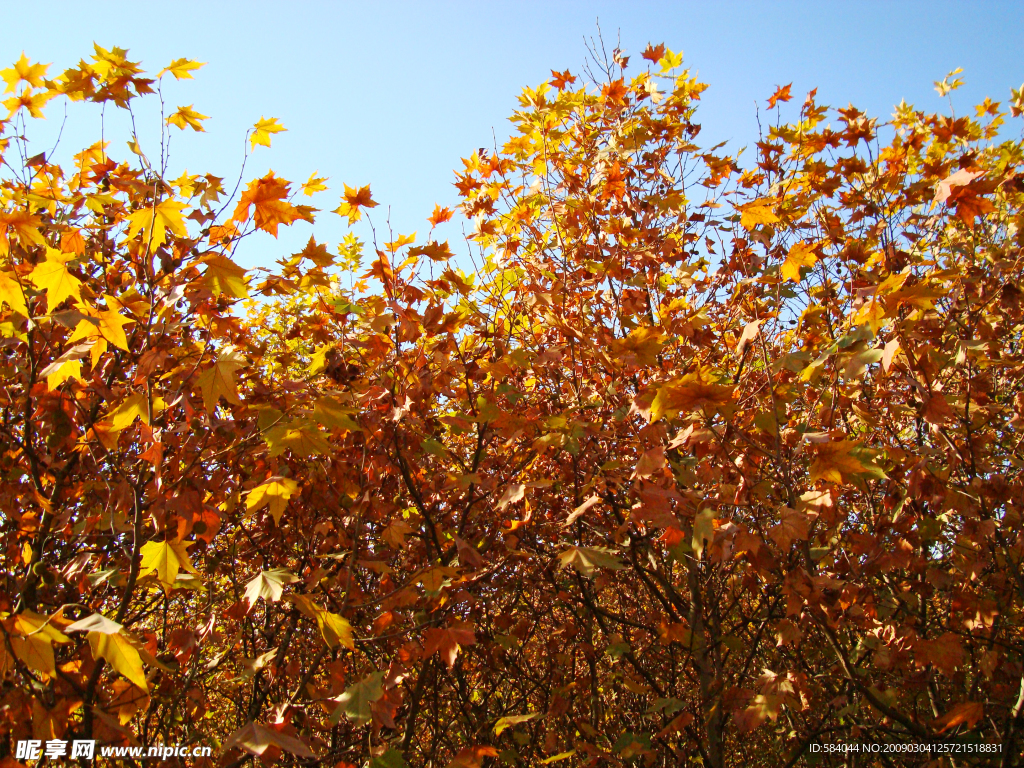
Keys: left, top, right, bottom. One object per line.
{"left": 330, "top": 671, "right": 385, "bottom": 725}
{"left": 369, "top": 750, "right": 408, "bottom": 768}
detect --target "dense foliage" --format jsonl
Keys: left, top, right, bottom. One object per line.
{"left": 1, "top": 43, "right": 1023, "bottom": 767}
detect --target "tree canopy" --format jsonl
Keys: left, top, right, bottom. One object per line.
{"left": 1, "top": 42, "right": 1023, "bottom": 768}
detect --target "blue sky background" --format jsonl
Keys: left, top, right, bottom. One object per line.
{"left": 5, "top": 1, "right": 1023, "bottom": 271}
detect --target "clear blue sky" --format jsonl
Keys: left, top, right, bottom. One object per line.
{"left": 5, "top": 1, "right": 1023, "bottom": 270}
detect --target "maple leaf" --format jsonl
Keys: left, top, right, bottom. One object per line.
{"left": 558, "top": 546, "right": 626, "bottom": 577}
{"left": 223, "top": 722, "right": 315, "bottom": 759}
{"left": 124, "top": 199, "right": 188, "bottom": 250}
{"left": 167, "top": 104, "right": 209, "bottom": 131}
{"left": 138, "top": 539, "right": 197, "bottom": 591}
{"left": 330, "top": 671, "right": 385, "bottom": 725}
{"left": 494, "top": 712, "right": 541, "bottom": 736}
{"left": 66, "top": 612, "right": 122, "bottom": 634}
{"left": 264, "top": 421, "right": 330, "bottom": 457}
{"left": 497, "top": 483, "right": 526, "bottom": 509}
{"left": 658, "top": 49, "right": 683, "bottom": 72}
{"left": 250, "top": 116, "right": 286, "bottom": 150}
{"left": 200, "top": 253, "right": 249, "bottom": 298}
{"left": 385, "top": 232, "right": 416, "bottom": 252}
{"left": 422, "top": 622, "right": 476, "bottom": 668}
{"left": 767, "top": 83, "right": 793, "bottom": 109}
{"left": 88, "top": 632, "right": 148, "bottom": 691}
{"left": 158, "top": 58, "right": 205, "bottom": 80}
{"left": 288, "top": 594, "right": 354, "bottom": 649}
{"left": 934, "top": 701, "right": 984, "bottom": 733}
{"left": 243, "top": 568, "right": 299, "bottom": 606}
{"left": 101, "top": 391, "right": 155, "bottom": 431}
{"left": 4, "top": 86, "right": 53, "bottom": 117}
{"left": 0, "top": 210, "right": 46, "bottom": 254}
{"left": 1, "top": 52, "right": 49, "bottom": 92}
{"left": 738, "top": 200, "right": 779, "bottom": 229}
{"left": 60, "top": 228, "right": 85, "bottom": 255}
{"left": 549, "top": 69, "right": 576, "bottom": 90}
{"left": 29, "top": 247, "right": 82, "bottom": 308}
{"left": 196, "top": 347, "right": 246, "bottom": 411}
{"left": 301, "top": 171, "right": 328, "bottom": 196}
{"left": 246, "top": 477, "right": 300, "bottom": 525}
{"left": 428, "top": 204, "right": 454, "bottom": 226}
{"left": 449, "top": 746, "right": 500, "bottom": 768}
{"left": 767, "top": 507, "right": 810, "bottom": 549}
{"left": 382, "top": 518, "right": 415, "bottom": 549}
{"left": 934, "top": 169, "right": 984, "bottom": 204}
{"left": 610, "top": 326, "right": 667, "bottom": 366}
{"left": 334, "top": 184, "right": 378, "bottom": 225}
{"left": 781, "top": 241, "right": 817, "bottom": 282}
{"left": 0, "top": 271, "right": 28, "bottom": 316}
{"left": 650, "top": 368, "right": 735, "bottom": 421}
{"left": 232, "top": 172, "right": 305, "bottom": 236}
{"left": 642, "top": 43, "right": 666, "bottom": 63}
{"left": 808, "top": 440, "right": 884, "bottom": 485}
{"left": 632, "top": 446, "right": 667, "bottom": 479}
{"left": 408, "top": 240, "right": 453, "bottom": 262}
{"left": 66, "top": 303, "right": 133, "bottom": 351}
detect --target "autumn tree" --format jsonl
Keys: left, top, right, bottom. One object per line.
{"left": 1, "top": 41, "right": 1023, "bottom": 768}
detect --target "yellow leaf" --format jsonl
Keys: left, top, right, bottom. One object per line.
{"left": 494, "top": 712, "right": 541, "bottom": 736}
{"left": 9, "top": 610, "right": 69, "bottom": 676}
{"left": 200, "top": 253, "right": 249, "bottom": 298}
{"left": 288, "top": 594, "right": 355, "bottom": 650}
{"left": 159, "top": 58, "right": 205, "bottom": 80}
{"left": 739, "top": 201, "right": 779, "bottom": 229}
{"left": 44, "top": 359, "right": 81, "bottom": 390}
{"left": 650, "top": 368, "right": 735, "bottom": 422}
{"left": 658, "top": 49, "right": 683, "bottom": 72}
{"left": 88, "top": 631, "right": 148, "bottom": 691}
{"left": 251, "top": 116, "right": 285, "bottom": 149}
{"left": 316, "top": 610, "right": 355, "bottom": 650}
{"left": 196, "top": 349, "right": 246, "bottom": 411}
{"left": 246, "top": 476, "right": 300, "bottom": 525}
{"left": 540, "top": 752, "right": 576, "bottom": 764}
{"left": 333, "top": 184, "right": 377, "bottom": 225}
{"left": 610, "top": 326, "right": 667, "bottom": 366}
{"left": 29, "top": 247, "right": 82, "bottom": 308}
{"left": 11, "top": 634, "right": 55, "bottom": 675}
{"left": 67, "top": 306, "right": 132, "bottom": 351}
{"left": 301, "top": 171, "right": 328, "bottom": 196}
{"left": 263, "top": 421, "right": 330, "bottom": 457}
{"left": 167, "top": 104, "right": 208, "bottom": 132}
{"left": 138, "top": 539, "right": 197, "bottom": 591}
{"left": 312, "top": 397, "right": 361, "bottom": 432}
{"left": 0, "top": 210, "right": 46, "bottom": 254}
{"left": 781, "top": 241, "right": 817, "bottom": 282}
{"left": 0, "top": 271, "right": 28, "bottom": 316}
{"left": 808, "top": 440, "right": 884, "bottom": 485}
{"left": 1, "top": 52, "right": 49, "bottom": 93}
{"left": 385, "top": 232, "right": 416, "bottom": 253}
{"left": 124, "top": 199, "right": 188, "bottom": 251}
{"left": 13, "top": 611, "right": 70, "bottom": 644}
{"left": 103, "top": 392, "right": 149, "bottom": 431}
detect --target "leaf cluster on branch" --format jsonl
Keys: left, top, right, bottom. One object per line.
{"left": 1, "top": 40, "right": 1023, "bottom": 768}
